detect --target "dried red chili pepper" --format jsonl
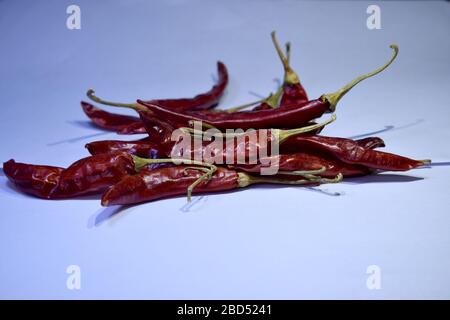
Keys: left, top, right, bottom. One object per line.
{"left": 81, "top": 102, "right": 146, "bottom": 134}
{"left": 3, "top": 159, "right": 64, "bottom": 199}
{"left": 281, "top": 135, "right": 429, "bottom": 171}
{"left": 133, "top": 45, "right": 398, "bottom": 130}
{"left": 58, "top": 152, "right": 137, "bottom": 196}
{"left": 101, "top": 166, "right": 342, "bottom": 206}
{"left": 85, "top": 138, "right": 163, "bottom": 158}
{"left": 233, "top": 153, "right": 371, "bottom": 178}
{"left": 86, "top": 62, "right": 228, "bottom": 112}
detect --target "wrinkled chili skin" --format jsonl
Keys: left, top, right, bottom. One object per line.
{"left": 101, "top": 166, "right": 239, "bottom": 206}
{"left": 59, "top": 152, "right": 136, "bottom": 196}
{"left": 81, "top": 102, "right": 147, "bottom": 134}
{"left": 141, "top": 62, "right": 228, "bottom": 111}
{"left": 281, "top": 135, "right": 424, "bottom": 171}
{"left": 280, "top": 84, "right": 308, "bottom": 107}
{"left": 137, "top": 98, "right": 329, "bottom": 130}
{"left": 356, "top": 137, "right": 385, "bottom": 149}
{"left": 3, "top": 160, "right": 64, "bottom": 199}
{"left": 85, "top": 138, "right": 163, "bottom": 159}
{"left": 233, "top": 153, "right": 370, "bottom": 177}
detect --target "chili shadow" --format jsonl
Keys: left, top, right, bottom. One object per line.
{"left": 348, "top": 119, "right": 424, "bottom": 139}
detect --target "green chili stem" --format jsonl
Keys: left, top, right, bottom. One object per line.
{"left": 131, "top": 156, "right": 217, "bottom": 201}
{"left": 277, "top": 114, "right": 336, "bottom": 143}
{"left": 271, "top": 31, "right": 300, "bottom": 85}
{"left": 238, "top": 172, "right": 343, "bottom": 188}
{"left": 87, "top": 89, "right": 147, "bottom": 112}
{"left": 321, "top": 44, "right": 399, "bottom": 112}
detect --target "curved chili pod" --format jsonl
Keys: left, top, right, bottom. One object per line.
{"left": 58, "top": 152, "right": 137, "bottom": 196}
{"left": 145, "top": 61, "right": 228, "bottom": 111}
{"left": 138, "top": 98, "right": 328, "bottom": 130}
{"left": 81, "top": 102, "right": 146, "bottom": 134}
{"left": 282, "top": 135, "right": 427, "bottom": 171}
{"left": 101, "top": 167, "right": 239, "bottom": 206}
{"left": 3, "top": 159, "right": 64, "bottom": 199}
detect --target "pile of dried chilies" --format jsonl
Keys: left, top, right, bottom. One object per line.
{"left": 3, "top": 32, "right": 430, "bottom": 206}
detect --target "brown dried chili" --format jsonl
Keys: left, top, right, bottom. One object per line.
{"left": 101, "top": 166, "right": 342, "bottom": 206}
{"left": 133, "top": 45, "right": 398, "bottom": 131}
{"left": 3, "top": 159, "right": 65, "bottom": 199}
{"left": 281, "top": 135, "right": 430, "bottom": 171}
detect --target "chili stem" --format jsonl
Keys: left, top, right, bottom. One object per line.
{"left": 238, "top": 172, "right": 343, "bottom": 188}
{"left": 277, "top": 114, "right": 336, "bottom": 143}
{"left": 322, "top": 44, "right": 399, "bottom": 112}
{"left": 225, "top": 98, "right": 266, "bottom": 113}
{"left": 180, "top": 114, "right": 336, "bottom": 142}
{"left": 271, "top": 31, "right": 300, "bottom": 85}
{"left": 87, "top": 89, "right": 147, "bottom": 112}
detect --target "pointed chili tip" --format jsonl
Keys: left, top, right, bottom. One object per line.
{"left": 420, "top": 159, "right": 432, "bottom": 165}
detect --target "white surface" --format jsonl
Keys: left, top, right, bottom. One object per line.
{"left": 0, "top": 0, "right": 449, "bottom": 299}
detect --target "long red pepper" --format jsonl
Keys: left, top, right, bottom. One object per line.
{"left": 232, "top": 153, "right": 371, "bottom": 178}
{"left": 87, "top": 62, "right": 228, "bottom": 112}
{"left": 134, "top": 45, "right": 398, "bottom": 130}
{"left": 101, "top": 166, "right": 342, "bottom": 206}
{"left": 281, "top": 135, "right": 429, "bottom": 171}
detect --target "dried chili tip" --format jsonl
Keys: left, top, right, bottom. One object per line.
{"left": 3, "top": 159, "right": 64, "bottom": 199}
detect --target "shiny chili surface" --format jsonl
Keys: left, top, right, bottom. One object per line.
{"left": 101, "top": 166, "right": 239, "bottom": 206}
{"left": 137, "top": 98, "right": 330, "bottom": 130}
{"left": 59, "top": 152, "right": 136, "bottom": 196}
{"left": 3, "top": 159, "right": 64, "bottom": 199}
{"left": 81, "top": 102, "right": 146, "bottom": 134}
{"left": 282, "top": 135, "right": 424, "bottom": 171}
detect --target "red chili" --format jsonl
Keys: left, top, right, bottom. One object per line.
{"left": 81, "top": 102, "right": 146, "bottom": 134}
{"left": 281, "top": 135, "right": 428, "bottom": 171}
{"left": 82, "top": 62, "right": 228, "bottom": 134}
{"left": 233, "top": 152, "right": 370, "bottom": 178}
{"left": 101, "top": 165, "right": 341, "bottom": 206}
{"left": 136, "top": 45, "right": 397, "bottom": 130}
{"left": 85, "top": 138, "right": 163, "bottom": 158}
{"left": 58, "top": 152, "right": 137, "bottom": 196}
{"left": 3, "top": 159, "right": 64, "bottom": 199}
